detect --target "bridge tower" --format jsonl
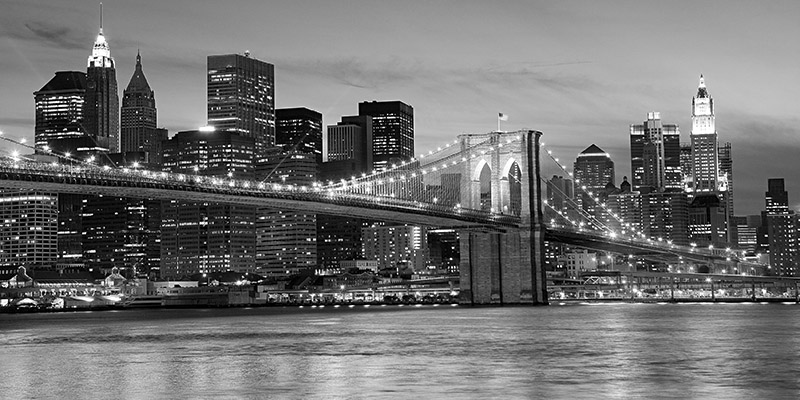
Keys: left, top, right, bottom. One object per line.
{"left": 457, "top": 130, "right": 547, "bottom": 305}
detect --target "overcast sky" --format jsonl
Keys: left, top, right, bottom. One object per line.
{"left": 1, "top": 0, "right": 799, "bottom": 215}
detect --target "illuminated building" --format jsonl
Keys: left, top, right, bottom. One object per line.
{"left": 763, "top": 178, "right": 797, "bottom": 276}
{"left": 358, "top": 100, "right": 414, "bottom": 172}
{"left": 84, "top": 11, "right": 119, "bottom": 153}
{"left": 362, "top": 224, "right": 428, "bottom": 273}
{"left": 160, "top": 129, "right": 257, "bottom": 278}
{"left": 256, "top": 149, "right": 317, "bottom": 276}
{"left": 207, "top": 53, "right": 275, "bottom": 156}
{"left": 689, "top": 75, "right": 719, "bottom": 194}
{"left": 573, "top": 144, "right": 614, "bottom": 212}
{"left": 275, "top": 107, "right": 322, "bottom": 164}
{"left": 0, "top": 190, "right": 58, "bottom": 268}
{"left": 317, "top": 116, "right": 374, "bottom": 269}
{"left": 121, "top": 51, "right": 167, "bottom": 166}
{"left": 630, "top": 112, "right": 681, "bottom": 192}
{"left": 33, "top": 71, "right": 87, "bottom": 151}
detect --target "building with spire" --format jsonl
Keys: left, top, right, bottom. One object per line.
{"left": 121, "top": 51, "right": 167, "bottom": 166}
{"left": 690, "top": 75, "right": 721, "bottom": 194}
{"left": 84, "top": 6, "right": 119, "bottom": 154}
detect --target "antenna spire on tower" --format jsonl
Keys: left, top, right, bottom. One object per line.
{"left": 100, "top": 2, "right": 103, "bottom": 34}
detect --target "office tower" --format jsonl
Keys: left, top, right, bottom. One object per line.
{"left": 160, "top": 129, "right": 257, "bottom": 278}
{"left": 679, "top": 143, "right": 692, "bottom": 189}
{"left": 573, "top": 144, "right": 614, "bottom": 212}
{"left": 81, "top": 196, "right": 162, "bottom": 276}
{"left": 0, "top": 190, "right": 58, "bottom": 268}
{"left": 362, "top": 224, "right": 428, "bottom": 273}
{"left": 256, "top": 149, "right": 317, "bottom": 276}
{"left": 688, "top": 195, "right": 727, "bottom": 246}
{"left": 84, "top": 12, "right": 119, "bottom": 153}
{"left": 630, "top": 112, "right": 681, "bottom": 192}
{"left": 324, "top": 115, "right": 373, "bottom": 179}
{"left": 316, "top": 116, "right": 374, "bottom": 269}
{"left": 33, "top": 71, "right": 87, "bottom": 152}
{"left": 733, "top": 215, "right": 760, "bottom": 253}
{"left": 718, "top": 142, "right": 734, "bottom": 217}
{"left": 690, "top": 75, "right": 719, "bottom": 194}
{"left": 207, "top": 53, "right": 275, "bottom": 157}
{"left": 275, "top": 107, "right": 323, "bottom": 164}
{"left": 763, "top": 178, "right": 797, "bottom": 276}
{"left": 121, "top": 51, "right": 167, "bottom": 166}
{"left": 546, "top": 175, "right": 574, "bottom": 222}
{"left": 358, "top": 100, "right": 414, "bottom": 171}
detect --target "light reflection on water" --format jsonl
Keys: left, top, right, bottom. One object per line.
{"left": 2, "top": 304, "right": 800, "bottom": 399}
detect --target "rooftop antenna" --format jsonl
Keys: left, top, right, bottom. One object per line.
{"left": 99, "top": 2, "right": 103, "bottom": 34}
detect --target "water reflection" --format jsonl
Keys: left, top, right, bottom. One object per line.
{"left": 2, "top": 305, "right": 800, "bottom": 398}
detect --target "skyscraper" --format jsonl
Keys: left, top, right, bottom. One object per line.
{"left": 84, "top": 10, "right": 119, "bottom": 153}
{"left": 690, "top": 75, "right": 719, "bottom": 194}
{"left": 121, "top": 51, "right": 166, "bottom": 166}
{"left": 256, "top": 149, "right": 318, "bottom": 276}
{"left": 275, "top": 107, "right": 323, "bottom": 163}
{"left": 0, "top": 190, "right": 58, "bottom": 269}
{"left": 324, "top": 115, "right": 373, "bottom": 178}
{"left": 33, "top": 71, "right": 87, "bottom": 152}
{"left": 573, "top": 144, "right": 615, "bottom": 192}
{"left": 630, "top": 112, "right": 681, "bottom": 192}
{"left": 358, "top": 101, "right": 414, "bottom": 172}
{"left": 160, "top": 129, "right": 257, "bottom": 278}
{"left": 763, "top": 178, "right": 797, "bottom": 276}
{"left": 207, "top": 53, "right": 275, "bottom": 156}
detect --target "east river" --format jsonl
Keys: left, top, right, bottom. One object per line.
{"left": 2, "top": 303, "right": 800, "bottom": 399}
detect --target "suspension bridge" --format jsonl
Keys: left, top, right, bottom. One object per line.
{"left": 0, "top": 129, "right": 765, "bottom": 305}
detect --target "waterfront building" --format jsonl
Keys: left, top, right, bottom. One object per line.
{"left": 362, "top": 224, "right": 428, "bottom": 273}
{"left": 84, "top": 14, "right": 119, "bottom": 153}
{"left": 255, "top": 149, "right": 317, "bottom": 276}
{"left": 275, "top": 107, "right": 323, "bottom": 164}
{"left": 207, "top": 53, "right": 275, "bottom": 157}
{"left": 0, "top": 190, "right": 58, "bottom": 269}
{"left": 630, "top": 112, "right": 681, "bottom": 192}
{"left": 33, "top": 71, "right": 87, "bottom": 152}
{"left": 763, "top": 178, "right": 797, "bottom": 276}
{"left": 160, "top": 129, "right": 257, "bottom": 278}
{"left": 562, "top": 249, "right": 598, "bottom": 279}
{"left": 121, "top": 51, "right": 167, "bottom": 166}
{"left": 358, "top": 101, "right": 414, "bottom": 172}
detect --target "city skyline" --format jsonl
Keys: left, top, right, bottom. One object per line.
{"left": 1, "top": 0, "right": 799, "bottom": 215}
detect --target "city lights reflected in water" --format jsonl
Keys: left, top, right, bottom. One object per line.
{"left": 2, "top": 305, "right": 800, "bottom": 398}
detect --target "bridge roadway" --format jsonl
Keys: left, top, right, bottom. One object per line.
{"left": 545, "top": 226, "right": 765, "bottom": 271}
{"left": 0, "top": 160, "right": 520, "bottom": 230}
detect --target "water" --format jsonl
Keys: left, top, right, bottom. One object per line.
{"left": 2, "top": 303, "right": 800, "bottom": 399}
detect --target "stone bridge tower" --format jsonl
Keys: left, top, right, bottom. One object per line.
{"left": 458, "top": 130, "right": 547, "bottom": 305}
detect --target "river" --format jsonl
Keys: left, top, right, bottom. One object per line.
{"left": 1, "top": 303, "right": 799, "bottom": 399}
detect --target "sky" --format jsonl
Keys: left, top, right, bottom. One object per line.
{"left": 1, "top": 0, "right": 799, "bottom": 215}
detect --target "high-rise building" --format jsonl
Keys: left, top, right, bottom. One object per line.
{"left": 630, "top": 112, "right": 681, "bottom": 192}
{"left": 256, "top": 149, "right": 317, "bottom": 276}
{"left": 160, "top": 129, "right": 257, "bottom": 278}
{"left": 0, "top": 190, "right": 58, "bottom": 268}
{"left": 358, "top": 101, "right": 414, "bottom": 172}
{"left": 121, "top": 51, "right": 167, "bottom": 166}
{"left": 84, "top": 13, "right": 119, "bottom": 153}
{"left": 207, "top": 53, "right": 275, "bottom": 157}
{"left": 689, "top": 75, "right": 719, "bottom": 194}
{"left": 324, "top": 115, "right": 373, "bottom": 179}
{"left": 275, "top": 107, "right": 322, "bottom": 164}
{"left": 718, "top": 142, "right": 734, "bottom": 217}
{"left": 33, "top": 71, "right": 87, "bottom": 152}
{"left": 573, "top": 144, "right": 614, "bottom": 212}
{"left": 763, "top": 178, "right": 797, "bottom": 276}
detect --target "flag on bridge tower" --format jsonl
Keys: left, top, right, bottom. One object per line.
{"left": 498, "top": 112, "right": 509, "bottom": 131}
